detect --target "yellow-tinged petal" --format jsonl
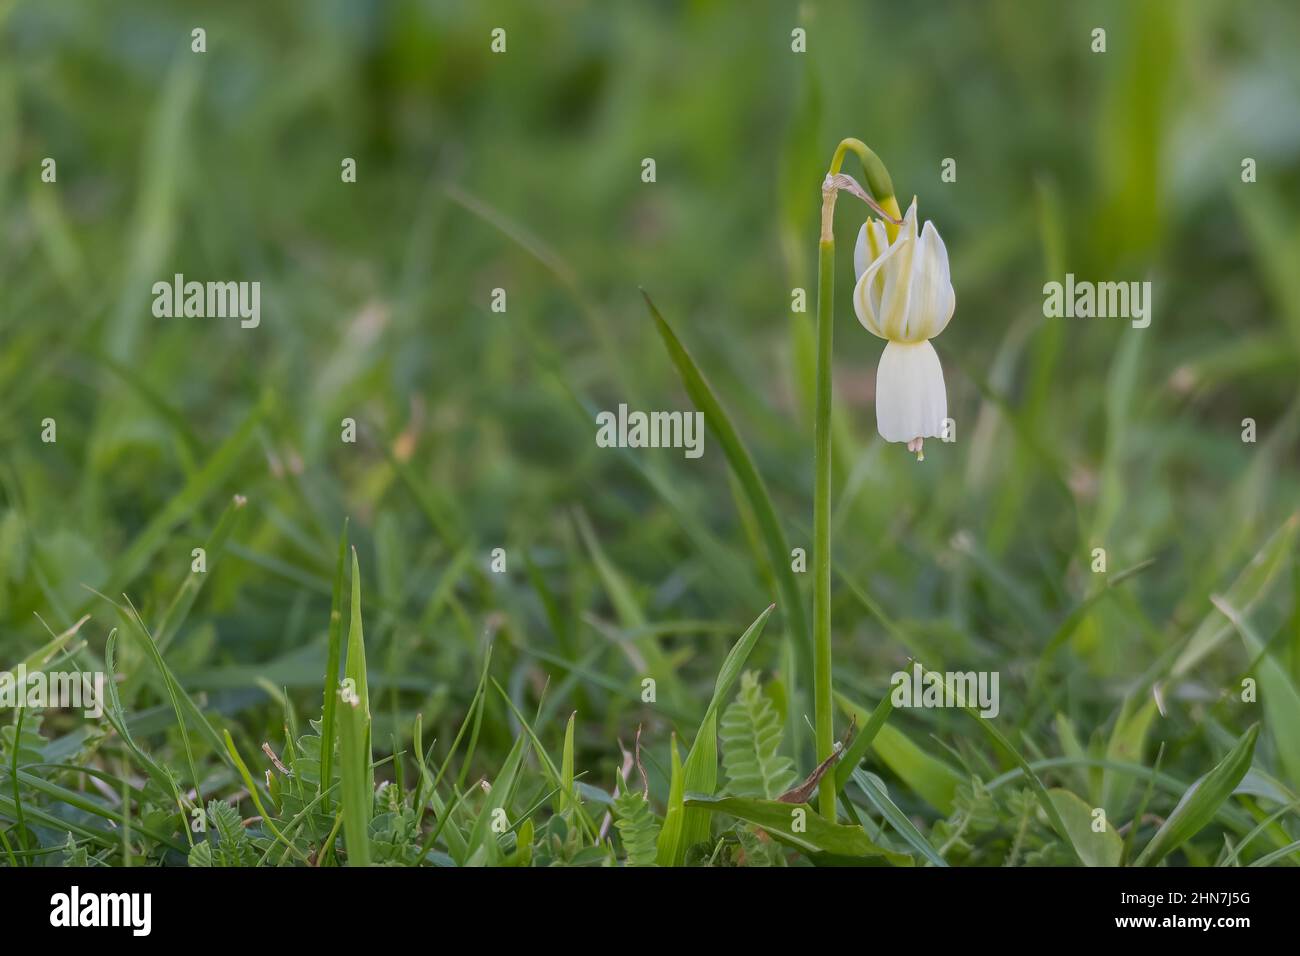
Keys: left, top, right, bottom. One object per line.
{"left": 852, "top": 203, "right": 915, "bottom": 339}
{"left": 853, "top": 219, "right": 889, "bottom": 281}
{"left": 876, "top": 205, "right": 918, "bottom": 339}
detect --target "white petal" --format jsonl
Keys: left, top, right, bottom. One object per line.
{"left": 853, "top": 239, "right": 898, "bottom": 339}
{"left": 898, "top": 197, "right": 919, "bottom": 245}
{"left": 853, "top": 223, "right": 869, "bottom": 280}
{"left": 853, "top": 220, "right": 890, "bottom": 281}
{"left": 875, "top": 340, "right": 948, "bottom": 443}
{"left": 905, "top": 220, "right": 955, "bottom": 341}
{"left": 876, "top": 224, "right": 915, "bottom": 340}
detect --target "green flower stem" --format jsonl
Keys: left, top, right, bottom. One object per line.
{"left": 813, "top": 139, "right": 898, "bottom": 821}
{"left": 813, "top": 217, "right": 837, "bottom": 821}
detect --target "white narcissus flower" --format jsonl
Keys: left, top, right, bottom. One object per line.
{"left": 852, "top": 197, "right": 954, "bottom": 459}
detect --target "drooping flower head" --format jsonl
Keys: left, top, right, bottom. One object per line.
{"left": 852, "top": 198, "right": 954, "bottom": 458}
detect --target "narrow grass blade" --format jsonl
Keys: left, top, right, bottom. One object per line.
{"left": 1249, "top": 838, "right": 1300, "bottom": 867}
{"left": 100, "top": 630, "right": 187, "bottom": 818}
{"left": 851, "top": 769, "right": 947, "bottom": 866}
{"left": 644, "top": 293, "right": 810, "bottom": 679}
{"left": 6, "top": 614, "right": 89, "bottom": 673}
{"left": 1212, "top": 595, "right": 1300, "bottom": 790}
{"left": 1101, "top": 697, "right": 1158, "bottom": 815}
{"left": 119, "top": 596, "right": 220, "bottom": 804}
{"left": 833, "top": 691, "right": 894, "bottom": 793}
{"left": 318, "top": 519, "right": 349, "bottom": 791}
{"left": 492, "top": 680, "right": 600, "bottom": 843}
{"left": 1134, "top": 723, "right": 1259, "bottom": 867}
{"left": 556, "top": 712, "right": 576, "bottom": 816}
{"left": 463, "top": 733, "right": 528, "bottom": 866}
{"left": 655, "top": 734, "right": 685, "bottom": 866}
{"left": 1171, "top": 516, "right": 1297, "bottom": 679}
{"left": 1121, "top": 743, "right": 1164, "bottom": 866}
{"left": 838, "top": 692, "right": 962, "bottom": 814}
{"left": 337, "top": 548, "right": 373, "bottom": 866}
{"left": 433, "top": 643, "right": 493, "bottom": 794}
{"left": 155, "top": 494, "right": 248, "bottom": 653}
{"left": 1223, "top": 797, "right": 1300, "bottom": 866}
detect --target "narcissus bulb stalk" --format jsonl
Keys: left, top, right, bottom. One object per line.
{"left": 852, "top": 198, "right": 955, "bottom": 460}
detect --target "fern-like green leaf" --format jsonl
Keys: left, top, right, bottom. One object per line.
{"left": 191, "top": 799, "right": 258, "bottom": 867}
{"left": 720, "top": 671, "right": 795, "bottom": 799}
{"left": 612, "top": 786, "right": 660, "bottom": 867}
{"left": 209, "top": 799, "right": 243, "bottom": 846}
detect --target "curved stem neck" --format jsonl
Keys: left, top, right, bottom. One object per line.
{"left": 825, "top": 138, "right": 903, "bottom": 242}
{"left": 829, "top": 138, "right": 895, "bottom": 201}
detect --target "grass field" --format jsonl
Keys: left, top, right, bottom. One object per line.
{"left": 2, "top": 0, "right": 1300, "bottom": 867}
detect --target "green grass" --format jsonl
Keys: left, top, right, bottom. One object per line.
{"left": 2, "top": 0, "right": 1300, "bottom": 867}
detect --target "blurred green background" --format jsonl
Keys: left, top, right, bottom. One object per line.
{"left": 2, "top": 0, "right": 1300, "bottom": 863}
